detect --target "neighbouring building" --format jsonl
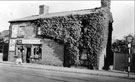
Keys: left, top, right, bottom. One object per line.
{"left": 8, "top": 0, "right": 113, "bottom": 70}
{"left": 0, "top": 30, "right": 9, "bottom": 61}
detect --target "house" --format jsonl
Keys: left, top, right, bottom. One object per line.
{"left": 8, "top": 0, "right": 113, "bottom": 70}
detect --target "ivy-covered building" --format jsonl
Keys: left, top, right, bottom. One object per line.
{"left": 8, "top": 0, "right": 113, "bottom": 70}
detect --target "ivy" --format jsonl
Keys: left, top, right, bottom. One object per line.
{"left": 33, "top": 8, "right": 111, "bottom": 69}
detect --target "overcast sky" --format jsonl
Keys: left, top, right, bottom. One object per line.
{"left": 0, "top": 0, "right": 134, "bottom": 40}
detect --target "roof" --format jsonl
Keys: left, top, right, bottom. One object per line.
{"left": 9, "top": 7, "right": 104, "bottom": 23}
{"left": 0, "top": 30, "right": 9, "bottom": 38}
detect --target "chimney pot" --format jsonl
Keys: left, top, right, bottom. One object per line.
{"left": 101, "top": 0, "right": 111, "bottom": 8}
{"left": 39, "top": 5, "right": 49, "bottom": 15}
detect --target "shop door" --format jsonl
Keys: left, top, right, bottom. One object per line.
{"left": 26, "top": 47, "right": 31, "bottom": 63}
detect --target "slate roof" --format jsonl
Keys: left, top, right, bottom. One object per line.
{"left": 9, "top": 7, "right": 103, "bottom": 23}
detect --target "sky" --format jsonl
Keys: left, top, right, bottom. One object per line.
{"left": 0, "top": 0, "right": 134, "bottom": 40}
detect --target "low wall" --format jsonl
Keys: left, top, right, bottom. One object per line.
{"left": 114, "top": 52, "right": 135, "bottom": 73}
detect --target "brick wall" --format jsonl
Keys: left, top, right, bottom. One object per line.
{"left": 39, "top": 39, "right": 64, "bottom": 66}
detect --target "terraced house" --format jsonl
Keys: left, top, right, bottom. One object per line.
{"left": 8, "top": 0, "right": 113, "bottom": 70}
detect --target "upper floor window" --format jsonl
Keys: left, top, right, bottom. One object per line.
{"left": 11, "top": 25, "right": 18, "bottom": 38}
{"left": 18, "top": 26, "right": 25, "bottom": 38}
{"left": 37, "top": 27, "right": 41, "bottom": 35}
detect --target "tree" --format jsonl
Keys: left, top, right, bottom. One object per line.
{"left": 112, "top": 34, "right": 135, "bottom": 53}
{"left": 112, "top": 39, "right": 128, "bottom": 53}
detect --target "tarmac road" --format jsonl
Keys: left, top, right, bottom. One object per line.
{"left": 0, "top": 63, "right": 134, "bottom": 82}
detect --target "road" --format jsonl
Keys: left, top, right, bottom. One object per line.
{"left": 0, "top": 63, "right": 134, "bottom": 82}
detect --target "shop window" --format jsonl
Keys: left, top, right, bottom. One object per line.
{"left": 33, "top": 46, "right": 42, "bottom": 59}
{"left": 30, "top": 45, "right": 42, "bottom": 63}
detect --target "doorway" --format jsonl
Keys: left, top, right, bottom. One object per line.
{"left": 26, "top": 47, "right": 31, "bottom": 63}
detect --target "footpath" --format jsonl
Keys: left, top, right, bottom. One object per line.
{"left": 0, "top": 61, "right": 134, "bottom": 80}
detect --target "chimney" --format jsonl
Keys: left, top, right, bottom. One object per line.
{"left": 39, "top": 5, "right": 49, "bottom": 15}
{"left": 101, "top": 0, "right": 111, "bottom": 8}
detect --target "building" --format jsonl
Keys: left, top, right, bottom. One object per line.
{"left": 0, "top": 30, "right": 9, "bottom": 52}
{"left": 8, "top": 0, "right": 113, "bottom": 70}
{"left": 0, "top": 30, "right": 9, "bottom": 61}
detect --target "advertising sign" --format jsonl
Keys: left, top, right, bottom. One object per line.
{"left": 17, "top": 39, "right": 41, "bottom": 44}
{"left": 9, "top": 39, "right": 16, "bottom": 51}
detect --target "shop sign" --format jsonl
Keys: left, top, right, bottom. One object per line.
{"left": 21, "top": 39, "right": 41, "bottom": 44}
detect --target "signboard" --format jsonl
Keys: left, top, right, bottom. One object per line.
{"left": 11, "top": 25, "right": 18, "bottom": 38}
{"left": 126, "top": 35, "right": 133, "bottom": 43}
{"left": 128, "top": 43, "right": 131, "bottom": 48}
{"left": 17, "top": 39, "right": 41, "bottom": 44}
{"left": 9, "top": 39, "right": 16, "bottom": 51}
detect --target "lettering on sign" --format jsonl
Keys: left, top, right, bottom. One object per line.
{"left": 21, "top": 39, "right": 41, "bottom": 44}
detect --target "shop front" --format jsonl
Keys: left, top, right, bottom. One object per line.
{"left": 15, "top": 39, "right": 42, "bottom": 63}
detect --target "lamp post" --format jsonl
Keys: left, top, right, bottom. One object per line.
{"left": 126, "top": 35, "right": 133, "bottom": 77}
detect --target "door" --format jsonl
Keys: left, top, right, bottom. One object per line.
{"left": 26, "top": 47, "right": 31, "bottom": 63}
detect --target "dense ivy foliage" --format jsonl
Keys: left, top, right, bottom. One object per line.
{"left": 33, "top": 8, "right": 111, "bottom": 69}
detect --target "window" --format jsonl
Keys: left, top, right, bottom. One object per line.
{"left": 18, "top": 26, "right": 25, "bottom": 38}
{"left": 80, "top": 49, "right": 87, "bottom": 60}
{"left": 37, "top": 27, "right": 41, "bottom": 35}
{"left": 11, "top": 25, "right": 18, "bottom": 38}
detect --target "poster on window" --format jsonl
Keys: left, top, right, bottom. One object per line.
{"left": 11, "top": 25, "right": 18, "bottom": 38}
{"left": 9, "top": 39, "right": 16, "bottom": 51}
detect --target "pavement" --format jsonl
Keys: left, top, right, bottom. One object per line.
{"left": 0, "top": 61, "right": 135, "bottom": 80}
